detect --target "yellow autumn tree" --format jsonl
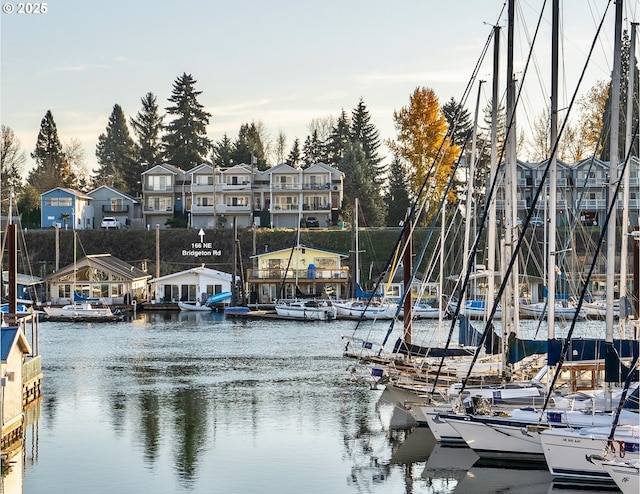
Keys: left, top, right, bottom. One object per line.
{"left": 387, "top": 87, "right": 460, "bottom": 223}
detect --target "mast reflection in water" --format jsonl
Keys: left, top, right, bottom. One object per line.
{"left": 9, "top": 314, "right": 616, "bottom": 494}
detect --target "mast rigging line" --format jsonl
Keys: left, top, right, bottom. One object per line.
{"left": 346, "top": 21, "right": 502, "bottom": 344}
{"left": 435, "top": 0, "right": 613, "bottom": 397}
{"left": 540, "top": 118, "right": 640, "bottom": 415}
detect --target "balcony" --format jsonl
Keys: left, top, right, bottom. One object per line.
{"left": 143, "top": 205, "right": 173, "bottom": 213}
{"left": 302, "top": 182, "right": 331, "bottom": 190}
{"left": 143, "top": 184, "right": 173, "bottom": 192}
{"left": 272, "top": 204, "right": 299, "bottom": 211}
{"left": 190, "top": 204, "right": 251, "bottom": 214}
{"left": 102, "top": 204, "right": 129, "bottom": 213}
{"left": 247, "top": 268, "right": 349, "bottom": 281}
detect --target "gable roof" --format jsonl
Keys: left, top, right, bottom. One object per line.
{"left": 42, "top": 187, "right": 92, "bottom": 200}
{"left": 268, "top": 163, "right": 299, "bottom": 174}
{"left": 1, "top": 327, "right": 32, "bottom": 360}
{"left": 87, "top": 185, "right": 138, "bottom": 203}
{"left": 45, "top": 254, "right": 151, "bottom": 282}
{"left": 250, "top": 244, "right": 348, "bottom": 259}
{"left": 188, "top": 163, "right": 214, "bottom": 175}
{"left": 223, "top": 164, "right": 253, "bottom": 174}
{"left": 142, "top": 163, "right": 184, "bottom": 175}
{"left": 149, "top": 265, "right": 234, "bottom": 283}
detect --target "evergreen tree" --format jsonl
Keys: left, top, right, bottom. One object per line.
{"left": 231, "top": 122, "right": 267, "bottom": 170}
{"left": 130, "top": 92, "right": 164, "bottom": 170}
{"left": 301, "top": 129, "right": 326, "bottom": 168}
{"left": 0, "top": 125, "right": 26, "bottom": 215}
{"left": 385, "top": 154, "right": 411, "bottom": 227}
{"left": 339, "top": 141, "right": 386, "bottom": 226}
{"left": 28, "top": 110, "right": 76, "bottom": 193}
{"left": 325, "top": 109, "right": 351, "bottom": 166}
{"left": 350, "top": 98, "right": 386, "bottom": 181}
{"left": 441, "top": 97, "right": 473, "bottom": 147}
{"left": 285, "top": 138, "right": 302, "bottom": 168}
{"left": 161, "top": 73, "right": 212, "bottom": 169}
{"left": 95, "top": 104, "right": 140, "bottom": 195}
{"left": 213, "top": 134, "right": 234, "bottom": 167}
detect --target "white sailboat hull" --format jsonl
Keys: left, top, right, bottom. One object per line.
{"left": 275, "top": 299, "right": 337, "bottom": 321}
{"left": 601, "top": 459, "right": 640, "bottom": 494}
{"left": 333, "top": 300, "right": 396, "bottom": 319}
{"left": 519, "top": 302, "right": 587, "bottom": 320}
{"left": 44, "top": 303, "right": 121, "bottom": 321}
{"left": 540, "top": 424, "right": 640, "bottom": 482}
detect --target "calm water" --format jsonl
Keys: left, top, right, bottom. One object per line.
{"left": 3, "top": 313, "right": 621, "bottom": 493}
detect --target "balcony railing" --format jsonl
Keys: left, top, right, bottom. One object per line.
{"left": 143, "top": 185, "right": 173, "bottom": 192}
{"left": 247, "top": 268, "right": 349, "bottom": 280}
{"left": 143, "top": 205, "right": 173, "bottom": 213}
{"left": 102, "top": 205, "right": 130, "bottom": 213}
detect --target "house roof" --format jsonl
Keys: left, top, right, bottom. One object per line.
{"left": 42, "top": 187, "right": 92, "bottom": 200}
{"left": 87, "top": 185, "right": 138, "bottom": 203}
{"left": 148, "top": 265, "right": 234, "bottom": 283}
{"left": 142, "top": 163, "right": 184, "bottom": 175}
{"left": 188, "top": 163, "right": 213, "bottom": 174}
{"left": 268, "top": 163, "right": 299, "bottom": 174}
{"left": 250, "top": 244, "right": 348, "bottom": 259}
{"left": 1, "top": 327, "right": 32, "bottom": 360}
{"left": 45, "top": 254, "right": 151, "bottom": 282}
{"left": 2, "top": 271, "right": 43, "bottom": 286}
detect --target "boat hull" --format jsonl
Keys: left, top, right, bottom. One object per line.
{"left": 540, "top": 425, "right": 640, "bottom": 482}
{"left": 178, "top": 301, "right": 212, "bottom": 312}
{"left": 275, "top": 299, "right": 337, "bottom": 321}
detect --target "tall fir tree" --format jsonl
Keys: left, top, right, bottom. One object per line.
{"left": 213, "top": 134, "right": 234, "bottom": 167}
{"left": 130, "top": 92, "right": 164, "bottom": 170}
{"left": 339, "top": 141, "right": 386, "bottom": 227}
{"left": 28, "top": 110, "right": 76, "bottom": 193}
{"left": 350, "top": 98, "right": 386, "bottom": 181}
{"left": 285, "top": 138, "right": 302, "bottom": 168}
{"left": 325, "top": 109, "right": 351, "bottom": 166}
{"left": 441, "top": 97, "right": 473, "bottom": 147}
{"left": 385, "top": 154, "right": 411, "bottom": 227}
{"left": 161, "top": 73, "right": 212, "bottom": 169}
{"left": 95, "top": 104, "right": 140, "bottom": 195}
{"left": 231, "top": 122, "right": 267, "bottom": 170}
{"left": 301, "top": 129, "right": 326, "bottom": 168}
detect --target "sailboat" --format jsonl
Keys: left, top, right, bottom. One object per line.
{"left": 333, "top": 199, "right": 397, "bottom": 320}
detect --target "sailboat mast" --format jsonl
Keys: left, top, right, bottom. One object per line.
{"left": 620, "top": 22, "right": 637, "bottom": 339}
{"left": 354, "top": 198, "right": 360, "bottom": 298}
{"left": 547, "top": 0, "right": 559, "bottom": 334}
{"left": 403, "top": 217, "right": 412, "bottom": 344}
{"left": 486, "top": 25, "right": 500, "bottom": 322}
{"left": 605, "top": 0, "right": 623, "bottom": 412}
{"left": 503, "top": 0, "right": 520, "bottom": 372}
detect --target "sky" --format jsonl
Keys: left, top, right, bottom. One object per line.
{"left": 2, "top": 0, "right": 639, "bottom": 178}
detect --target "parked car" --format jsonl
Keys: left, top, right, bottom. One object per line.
{"left": 101, "top": 217, "right": 120, "bottom": 229}
{"left": 305, "top": 216, "right": 320, "bottom": 228}
{"left": 529, "top": 216, "right": 544, "bottom": 227}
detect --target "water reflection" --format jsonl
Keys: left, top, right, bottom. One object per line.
{"left": 15, "top": 317, "right": 625, "bottom": 493}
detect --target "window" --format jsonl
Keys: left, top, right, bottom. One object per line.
{"left": 146, "top": 197, "right": 172, "bottom": 211}
{"left": 147, "top": 175, "right": 172, "bottom": 191}
{"left": 195, "top": 175, "right": 213, "bottom": 185}
{"left": 110, "top": 198, "right": 123, "bottom": 211}
{"left": 44, "top": 197, "right": 73, "bottom": 207}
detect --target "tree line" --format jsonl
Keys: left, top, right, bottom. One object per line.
{"left": 1, "top": 43, "right": 632, "bottom": 230}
